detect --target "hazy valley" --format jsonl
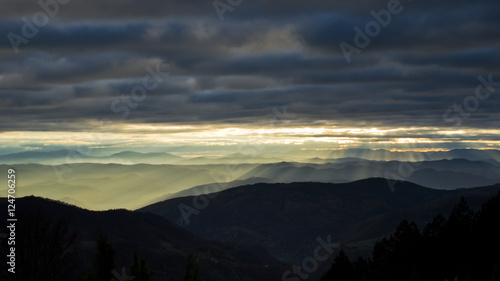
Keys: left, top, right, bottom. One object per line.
{"left": 2, "top": 148, "right": 500, "bottom": 280}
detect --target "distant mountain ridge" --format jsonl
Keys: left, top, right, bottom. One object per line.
{"left": 152, "top": 177, "right": 276, "bottom": 203}
{"left": 2, "top": 148, "right": 500, "bottom": 165}
{"left": 0, "top": 149, "right": 87, "bottom": 161}
{"left": 285, "top": 148, "right": 500, "bottom": 162}
{"left": 0, "top": 150, "right": 182, "bottom": 165}
{"left": 0, "top": 163, "right": 259, "bottom": 210}
{"left": 237, "top": 159, "right": 500, "bottom": 189}
{"left": 3, "top": 156, "right": 500, "bottom": 210}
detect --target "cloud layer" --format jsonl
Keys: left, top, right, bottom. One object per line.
{"left": 1, "top": 0, "right": 499, "bottom": 150}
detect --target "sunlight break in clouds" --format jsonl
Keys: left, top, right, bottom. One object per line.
{"left": 1, "top": 125, "right": 500, "bottom": 156}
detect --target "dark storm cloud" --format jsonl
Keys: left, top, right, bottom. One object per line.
{"left": 0, "top": 0, "right": 487, "bottom": 20}
{"left": 396, "top": 47, "right": 500, "bottom": 70}
{"left": 0, "top": 0, "right": 499, "bottom": 138}
{"left": 304, "top": 1, "right": 500, "bottom": 44}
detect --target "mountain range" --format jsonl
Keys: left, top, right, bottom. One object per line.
{"left": 2, "top": 148, "right": 500, "bottom": 165}
{"left": 3, "top": 178, "right": 500, "bottom": 281}
{"left": 3, "top": 156, "right": 500, "bottom": 210}
{"left": 139, "top": 178, "right": 500, "bottom": 280}
{"left": 0, "top": 196, "right": 285, "bottom": 281}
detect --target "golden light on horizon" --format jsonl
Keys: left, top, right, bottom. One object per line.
{"left": 1, "top": 125, "right": 500, "bottom": 153}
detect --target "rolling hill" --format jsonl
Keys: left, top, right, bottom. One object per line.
{"left": 0, "top": 196, "right": 285, "bottom": 281}
{"left": 139, "top": 179, "right": 500, "bottom": 279}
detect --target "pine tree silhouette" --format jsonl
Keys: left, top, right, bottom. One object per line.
{"left": 82, "top": 232, "right": 116, "bottom": 281}
{"left": 129, "top": 252, "right": 153, "bottom": 281}
{"left": 0, "top": 208, "right": 79, "bottom": 281}
{"left": 321, "top": 193, "right": 500, "bottom": 281}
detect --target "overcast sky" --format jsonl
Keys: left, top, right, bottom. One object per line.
{"left": 0, "top": 0, "right": 499, "bottom": 154}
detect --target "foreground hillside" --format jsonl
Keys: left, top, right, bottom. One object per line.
{"left": 140, "top": 179, "right": 500, "bottom": 279}
{"left": 321, "top": 192, "right": 500, "bottom": 281}
{"left": 1, "top": 179, "right": 499, "bottom": 281}
{"left": 0, "top": 196, "right": 284, "bottom": 281}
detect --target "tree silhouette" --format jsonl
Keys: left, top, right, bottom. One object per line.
{"left": 182, "top": 254, "right": 200, "bottom": 281}
{"left": 178, "top": 253, "right": 217, "bottom": 281}
{"left": 320, "top": 250, "right": 355, "bottom": 281}
{"left": 0, "top": 209, "right": 79, "bottom": 281}
{"left": 321, "top": 193, "right": 500, "bottom": 281}
{"left": 82, "top": 232, "right": 116, "bottom": 281}
{"left": 476, "top": 192, "right": 500, "bottom": 280}
{"left": 490, "top": 264, "right": 500, "bottom": 281}
{"left": 129, "top": 251, "right": 153, "bottom": 281}
{"left": 442, "top": 197, "right": 475, "bottom": 279}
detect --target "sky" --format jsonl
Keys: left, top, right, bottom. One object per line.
{"left": 0, "top": 0, "right": 499, "bottom": 156}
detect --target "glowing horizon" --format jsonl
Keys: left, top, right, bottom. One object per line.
{"left": 1, "top": 124, "right": 500, "bottom": 157}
